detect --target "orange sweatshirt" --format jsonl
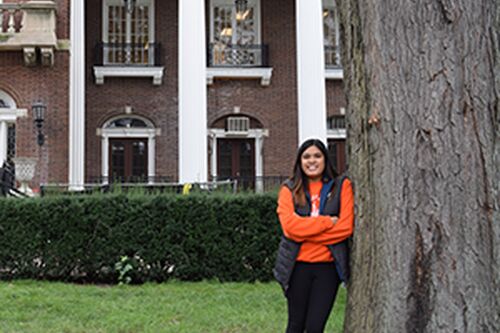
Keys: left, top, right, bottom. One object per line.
{"left": 277, "top": 179, "right": 354, "bottom": 262}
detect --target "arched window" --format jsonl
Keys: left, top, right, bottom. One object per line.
{"left": 0, "top": 91, "right": 26, "bottom": 167}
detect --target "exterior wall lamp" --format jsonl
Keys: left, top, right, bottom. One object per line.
{"left": 32, "top": 101, "right": 46, "bottom": 146}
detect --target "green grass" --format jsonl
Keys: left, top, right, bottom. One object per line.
{"left": 0, "top": 280, "right": 346, "bottom": 333}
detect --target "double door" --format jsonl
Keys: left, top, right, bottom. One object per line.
{"left": 217, "top": 138, "right": 255, "bottom": 189}
{"left": 109, "top": 138, "right": 148, "bottom": 183}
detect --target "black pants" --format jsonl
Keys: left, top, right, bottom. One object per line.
{"left": 286, "top": 262, "right": 341, "bottom": 333}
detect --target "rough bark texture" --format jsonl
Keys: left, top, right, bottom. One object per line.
{"left": 338, "top": 1, "right": 500, "bottom": 332}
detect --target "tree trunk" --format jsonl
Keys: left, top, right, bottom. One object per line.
{"left": 338, "top": 1, "right": 499, "bottom": 332}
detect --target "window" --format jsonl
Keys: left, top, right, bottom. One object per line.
{"left": 102, "top": 0, "right": 155, "bottom": 65}
{"left": 323, "top": 0, "right": 341, "bottom": 68}
{"left": 209, "top": 0, "right": 263, "bottom": 66}
{"left": 327, "top": 115, "right": 346, "bottom": 130}
{"left": 7, "top": 123, "right": 15, "bottom": 160}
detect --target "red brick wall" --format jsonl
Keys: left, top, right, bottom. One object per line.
{"left": 326, "top": 80, "right": 346, "bottom": 116}
{"left": 85, "top": 0, "right": 179, "bottom": 182}
{"left": 83, "top": 0, "right": 346, "bottom": 182}
{"left": 0, "top": 50, "right": 70, "bottom": 187}
{"left": 0, "top": 0, "right": 70, "bottom": 189}
{"left": 207, "top": 0, "right": 299, "bottom": 178}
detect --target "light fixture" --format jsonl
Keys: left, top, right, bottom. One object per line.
{"left": 235, "top": 0, "right": 248, "bottom": 14}
{"left": 124, "top": 0, "right": 136, "bottom": 14}
{"left": 32, "top": 101, "right": 46, "bottom": 146}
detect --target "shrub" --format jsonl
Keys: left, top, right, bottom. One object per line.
{"left": 0, "top": 192, "right": 281, "bottom": 284}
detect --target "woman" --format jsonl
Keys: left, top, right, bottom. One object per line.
{"left": 274, "top": 138, "right": 354, "bottom": 333}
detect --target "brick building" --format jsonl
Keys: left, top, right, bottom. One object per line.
{"left": 0, "top": 0, "right": 346, "bottom": 191}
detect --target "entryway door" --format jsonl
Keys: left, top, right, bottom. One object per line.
{"left": 109, "top": 138, "right": 148, "bottom": 183}
{"left": 217, "top": 138, "right": 255, "bottom": 189}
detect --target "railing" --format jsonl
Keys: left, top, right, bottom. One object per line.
{"left": 0, "top": 4, "right": 23, "bottom": 34}
{"left": 325, "top": 45, "right": 342, "bottom": 68}
{"left": 208, "top": 43, "right": 269, "bottom": 67}
{"left": 38, "top": 176, "right": 289, "bottom": 196}
{"left": 94, "top": 42, "right": 162, "bottom": 66}
{"left": 211, "top": 175, "right": 289, "bottom": 193}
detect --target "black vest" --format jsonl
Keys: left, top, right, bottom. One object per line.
{"left": 273, "top": 176, "right": 350, "bottom": 295}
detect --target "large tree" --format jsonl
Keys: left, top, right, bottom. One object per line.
{"left": 338, "top": 1, "right": 499, "bottom": 332}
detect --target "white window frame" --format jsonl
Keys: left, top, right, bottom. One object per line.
{"left": 323, "top": 0, "right": 343, "bottom": 80}
{"left": 0, "top": 90, "right": 27, "bottom": 166}
{"left": 98, "top": 115, "right": 160, "bottom": 184}
{"left": 207, "top": 0, "right": 273, "bottom": 85}
{"left": 102, "top": 0, "right": 156, "bottom": 64}
{"left": 95, "top": 0, "right": 164, "bottom": 85}
{"left": 208, "top": 127, "right": 268, "bottom": 192}
{"left": 209, "top": 0, "right": 261, "bottom": 46}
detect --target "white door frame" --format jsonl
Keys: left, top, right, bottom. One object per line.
{"left": 98, "top": 116, "right": 159, "bottom": 184}
{"left": 0, "top": 90, "right": 27, "bottom": 166}
{"left": 208, "top": 128, "right": 268, "bottom": 192}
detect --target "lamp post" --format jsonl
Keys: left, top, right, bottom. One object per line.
{"left": 32, "top": 101, "right": 46, "bottom": 146}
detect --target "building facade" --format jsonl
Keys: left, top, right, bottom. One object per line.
{"left": 0, "top": 0, "right": 346, "bottom": 191}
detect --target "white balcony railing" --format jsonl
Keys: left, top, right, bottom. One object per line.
{"left": 0, "top": 1, "right": 57, "bottom": 66}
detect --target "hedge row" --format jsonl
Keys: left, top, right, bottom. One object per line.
{"left": 0, "top": 193, "right": 281, "bottom": 283}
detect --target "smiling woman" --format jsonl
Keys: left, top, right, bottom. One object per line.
{"left": 274, "top": 138, "right": 354, "bottom": 333}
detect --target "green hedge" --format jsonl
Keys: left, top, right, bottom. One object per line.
{"left": 0, "top": 193, "right": 281, "bottom": 283}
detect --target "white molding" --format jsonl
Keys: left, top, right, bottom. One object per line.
{"left": 209, "top": 0, "right": 261, "bottom": 45}
{"left": 93, "top": 66, "right": 164, "bottom": 85}
{"left": 0, "top": 93, "right": 24, "bottom": 165}
{"left": 206, "top": 67, "right": 273, "bottom": 86}
{"left": 179, "top": 0, "right": 208, "bottom": 183}
{"left": 208, "top": 128, "right": 269, "bottom": 192}
{"left": 327, "top": 128, "right": 347, "bottom": 139}
{"left": 100, "top": 126, "right": 157, "bottom": 185}
{"left": 0, "top": 108, "right": 27, "bottom": 122}
{"left": 69, "top": 0, "right": 85, "bottom": 191}
{"left": 296, "top": 0, "right": 327, "bottom": 145}
{"left": 325, "top": 68, "right": 343, "bottom": 80}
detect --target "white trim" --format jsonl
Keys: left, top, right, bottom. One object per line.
{"left": 325, "top": 68, "right": 343, "bottom": 80}
{"left": 296, "top": 0, "right": 327, "bottom": 145}
{"left": 93, "top": 66, "right": 164, "bottom": 85}
{"left": 0, "top": 92, "right": 25, "bottom": 166}
{"left": 102, "top": 0, "right": 156, "bottom": 65}
{"left": 208, "top": 128, "right": 269, "bottom": 192}
{"left": 99, "top": 122, "right": 158, "bottom": 185}
{"left": 179, "top": 0, "right": 208, "bottom": 183}
{"left": 206, "top": 67, "right": 273, "bottom": 86}
{"left": 0, "top": 108, "right": 27, "bottom": 122}
{"left": 327, "top": 128, "right": 347, "bottom": 139}
{"left": 69, "top": 0, "right": 86, "bottom": 190}
{"left": 0, "top": 91, "right": 16, "bottom": 108}
{"left": 209, "top": 0, "right": 261, "bottom": 45}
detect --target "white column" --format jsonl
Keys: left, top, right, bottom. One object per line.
{"left": 0, "top": 121, "right": 7, "bottom": 166}
{"left": 255, "top": 135, "right": 264, "bottom": 193}
{"left": 101, "top": 135, "right": 108, "bottom": 184}
{"left": 296, "top": 0, "right": 327, "bottom": 145}
{"left": 179, "top": 0, "right": 207, "bottom": 183}
{"left": 148, "top": 135, "right": 155, "bottom": 184}
{"left": 69, "top": 0, "right": 85, "bottom": 190}
{"left": 210, "top": 133, "right": 217, "bottom": 181}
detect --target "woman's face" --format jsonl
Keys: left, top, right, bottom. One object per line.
{"left": 300, "top": 145, "right": 325, "bottom": 182}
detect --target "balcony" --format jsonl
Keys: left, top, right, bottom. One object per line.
{"left": 325, "top": 45, "right": 343, "bottom": 80}
{"left": 0, "top": 0, "right": 57, "bottom": 66}
{"left": 207, "top": 43, "right": 273, "bottom": 86}
{"left": 93, "top": 42, "right": 164, "bottom": 85}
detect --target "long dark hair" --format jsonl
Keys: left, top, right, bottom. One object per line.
{"left": 289, "top": 139, "right": 337, "bottom": 206}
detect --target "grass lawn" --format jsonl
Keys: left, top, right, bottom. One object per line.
{"left": 0, "top": 280, "right": 346, "bottom": 333}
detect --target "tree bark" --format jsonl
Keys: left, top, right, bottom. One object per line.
{"left": 338, "top": 1, "right": 500, "bottom": 332}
